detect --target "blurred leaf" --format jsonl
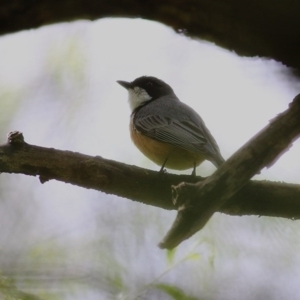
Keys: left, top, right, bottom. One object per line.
{"left": 0, "top": 274, "right": 42, "bottom": 300}
{"left": 185, "top": 253, "right": 201, "bottom": 261}
{"left": 209, "top": 252, "right": 216, "bottom": 269}
{"left": 28, "top": 241, "right": 67, "bottom": 265}
{"left": 166, "top": 248, "right": 177, "bottom": 265}
{"left": 110, "top": 273, "right": 125, "bottom": 291}
{"left": 155, "top": 283, "right": 197, "bottom": 300}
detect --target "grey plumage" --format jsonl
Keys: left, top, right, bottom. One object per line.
{"left": 133, "top": 94, "right": 224, "bottom": 167}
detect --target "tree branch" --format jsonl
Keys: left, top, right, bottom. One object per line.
{"left": 1, "top": 128, "right": 300, "bottom": 224}
{"left": 0, "top": 0, "right": 300, "bottom": 71}
{"left": 159, "top": 94, "right": 300, "bottom": 249}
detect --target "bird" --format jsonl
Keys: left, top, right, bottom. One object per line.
{"left": 117, "top": 76, "right": 224, "bottom": 175}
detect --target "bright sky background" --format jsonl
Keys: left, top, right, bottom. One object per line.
{"left": 0, "top": 18, "right": 300, "bottom": 299}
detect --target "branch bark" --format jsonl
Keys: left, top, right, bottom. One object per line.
{"left": 0, "top": 0, "right": 300, "bottom": 71}
{"left": 159, "top": 94, "right": 300, "bottom": 249}
{"left": 1, "top": 122, "right": 300, "bottom": 226}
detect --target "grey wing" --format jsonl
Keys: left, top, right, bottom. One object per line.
{"left": 134, "top": 109, "right": 224, "bottom": 167}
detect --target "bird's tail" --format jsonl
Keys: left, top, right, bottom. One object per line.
{"left": 211, "top": 154, "right": 225, "bottom": 168}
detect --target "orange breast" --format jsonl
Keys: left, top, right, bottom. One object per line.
{"left": 130, "top": 120, "right": 206, "bottom": 170}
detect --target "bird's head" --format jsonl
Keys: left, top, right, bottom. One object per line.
{"left": 117, "top": 76, "right": 174, "bottom": 111}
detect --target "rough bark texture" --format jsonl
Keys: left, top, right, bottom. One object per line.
{"left": 1, "top": 129, "right": 300, "bottom": 221}
{"left": 0, "top": 0, "right": 300, "bottom": 72}
{"left": 159, "top": 94, "right": 300, "bottom": 249}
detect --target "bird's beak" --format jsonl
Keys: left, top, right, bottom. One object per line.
{"left": 117, "top": 80, "right": 132, "bottom": 90}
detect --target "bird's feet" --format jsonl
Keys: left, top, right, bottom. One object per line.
{"left": 191, "top": 162, "right": 196, "bottom": 177}
{"left": 159, "top": 167, "right": 168, "bottom": 174}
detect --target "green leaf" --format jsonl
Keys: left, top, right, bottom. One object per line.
{"left": 185, "top": 252, "right": 201, "bottom": 261}
{"left": 166, "top": 248, "right": 177, "bottom": 265}
{"left": 155, "top": 283, "right": 197, "bottom": 300}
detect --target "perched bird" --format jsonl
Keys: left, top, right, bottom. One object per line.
{"left": 117, "top": 76, "right": 224, "bottom": 175}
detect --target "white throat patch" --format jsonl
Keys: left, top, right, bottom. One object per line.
{"left": 128, "top": 87, "right": 152, "bottom": 111}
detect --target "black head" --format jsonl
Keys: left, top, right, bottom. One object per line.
{"left": 118, "top": 76, "right": 174, "bottom": 99}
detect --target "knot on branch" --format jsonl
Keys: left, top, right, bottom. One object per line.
{"left": 171, "top": 181, "right": 200, "bottom": 209}
{"left": 7, "top": 131, "right": 25, "bottom": 145}
{"left": 290, "top": 93, "right": 300, "bottom": 108}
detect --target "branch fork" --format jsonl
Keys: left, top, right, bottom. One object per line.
{"left": 159, "top": 94, "right": 300, "bottom": 249}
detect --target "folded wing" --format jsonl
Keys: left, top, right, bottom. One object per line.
{"left": 134, "top": 112, "right": 224, "bottom": 167}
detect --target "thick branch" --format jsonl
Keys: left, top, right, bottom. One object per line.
{"left": 159, "top": 94, "right": 300, "bottom": 249}
{"left": 1, "top": 131, "right": 300, "bottom": 221}
{"left": 0, "top": 0, "right": 300, "bottom": 71}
